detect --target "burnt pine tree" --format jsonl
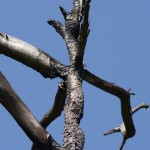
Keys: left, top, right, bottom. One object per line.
{"left": 0, "top": 1, "right": 149, "bottom": 150}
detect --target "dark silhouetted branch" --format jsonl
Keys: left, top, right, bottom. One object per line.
{"left": 47, "top": 20, "right": 66, "bottom": 39}
{"left": 0, "top": 0, "right": 148, "bottom": 149}
{"left": 119, "top": 138, "right": 127, "bottom": 150}
{"left": 40, "top": 81, "right": 66, "bottom": 128}
{"left": 83, "top": 69, "right": 136, "bottom": 139}
{"left": 31, "top": 81, "right": 66, "bottom": 150}
{"left": 0, "top": 71, "right": 62, "bottom": 150}
{"left": 77, "top": 0, "right": 91, "bottom": 64}
{"left": 104, "top": 103, "right": 149, "bottom": 150}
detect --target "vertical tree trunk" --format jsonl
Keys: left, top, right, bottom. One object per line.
{"left": 63, "top": 67, "right": 84, "bottom": 150}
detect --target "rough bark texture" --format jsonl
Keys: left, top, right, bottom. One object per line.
{"left": 104, "top": 103, "right": 149, "bottom": 150}
{"left": 0, "top": 0, "right": 148, "bottom": 150}
{"left": 83, "top": 70, "right": 136, "bottom": 138}
{"left": 63, "top": 67, "right": 84, "bottom": 150}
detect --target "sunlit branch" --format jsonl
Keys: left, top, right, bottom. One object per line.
{"left": 0, "top": 32, "right": 66, "bottom": 79}
{"left": 83, "top": 69, "right": 136, "bottom": 139}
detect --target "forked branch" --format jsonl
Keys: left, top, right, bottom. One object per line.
{"left": 104, "top": 103, "right": 149, "bottom": 150}
{"left": 83, "top": 69, "right": 136, "bottom": 139}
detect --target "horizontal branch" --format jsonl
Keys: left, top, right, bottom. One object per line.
{"left": 0, "top": 32, "right": 66, "bottom": 79}
{"left": 83, "top": 69, "right": 135, "bottom": 139}
{"left": 31, "top": 81, "right": 66, "bottom": 150}
{"left": 0, "top": 71, "right": 61, "bottom": 150}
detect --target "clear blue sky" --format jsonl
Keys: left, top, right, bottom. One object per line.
{"left": 0, "top": 0, "right": 150, "bottom": 150}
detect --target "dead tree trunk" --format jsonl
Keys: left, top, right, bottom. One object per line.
{"left": 0, "top": 1, "right": 148, "bottom": 150}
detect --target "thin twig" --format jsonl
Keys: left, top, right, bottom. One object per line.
{"left": 78, "top": 0, "right": 91, "bottom": 58}
{"left": 40, "top": 81, "right": 66, "bottom": 128}
{"left": 104, "top": 103, "right": 149, "bottom": 150}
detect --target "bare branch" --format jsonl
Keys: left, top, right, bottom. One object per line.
{"left": 47, "top": 20, "right": 66, "bottom": 39}
{"left": 104, "top": 127, "right": 120, "bottom": 136}
{"left": 60, "top": 7, "right": 68, "bottom": 20}
{"left": 83, "top": 69, "right": 136, "bottom": 139}
{"left": 77, "top": 0, "right": 91, "bottom": 62}
{"left": 104, "top": 103, "right": 149, "bottom": 135}
{"left": 62, "top": 0, "right": 84, "bottom": 65}
{"left": 119, "top": 138, "right": 127, "bottom": 150}
{"left": 40, "top": 81, "right": 66, "bottom": 128}
{"left": 63, "top": 67, "right": 84, "bottom": 150}
{"left": 49, "top": 1, "right": 86, "bottom": 66}
{"left": 0, "top": 71, "right": 62, "bottom": 150}
{"left": 71, "top": 0, "right": 85, "bottom": 22}
{"left": 0, "top": 32, "right": 67, "bottom": 79}
{"left": 1, "top": 0, "right": 148, "bottom": 149}
{"left": 31, "top": 81, "right": 66, "bottom": 150}
{"left": 104, "top": 103, "right": 149, "bottom": 150}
